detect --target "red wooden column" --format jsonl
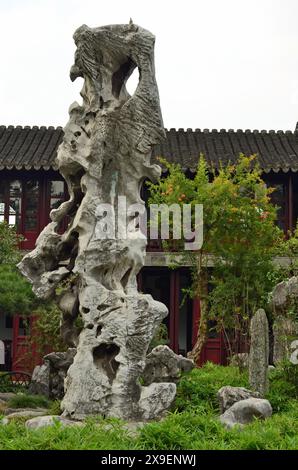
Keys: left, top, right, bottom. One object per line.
{"left": 12, "top": 316, "right": 42, "bottom": 372}
{"left": 288, "top": 172, "right": 293, "bottom": 232}
{"left": 192, "top": 297, "right": 200, "bottom": 350}
{"left": 169, "top": 271, "right": 179, "bottom": 353}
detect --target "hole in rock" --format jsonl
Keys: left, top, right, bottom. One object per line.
{"left": 99, "top": 96, "right": 104, "bottom": 109}
{"left": 93, "top": 343, "right": 120, "bottom": 383}
{"left": 74, "top": 131, "right": 81, "bottom": 137}
{"left": 57, "top": 231, "right": 79, "bottom": 266}
{"left": 97, "top": 304, "right": 108, "bottom": 312}
{"left": 96, "top": 325, "right": 103, "bottom": 336}
{"left": 82, "top": 307, "right": 90, "bottom": 314}
{"left": 86, "top": 323, "right": 94, "bottom": 329}
{"left": 112, "top": 57, "right": 137, "bottom": 99}
{"left": 126, "top": 67, "right": 139, "bottom": 96}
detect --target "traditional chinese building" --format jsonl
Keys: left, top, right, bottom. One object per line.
{"left": 1, "top": 124, "right": 298, "bottom": 371}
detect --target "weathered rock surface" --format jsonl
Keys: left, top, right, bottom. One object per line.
{"left": 217, "top": 386, "right": 261, "bottom": 414}
{"left": 138, "top": 382, "right": 176, "bottom": 420}
{"left": 143, "top": 345, "right": 194, "bottom": 385}
{"left": 271, "top": 276, "right": 298, "bottom": 311}
{"left": 249, "top": 309, "right": 269, "bottom": 396}
{"left": 0, "top": 392, "right": 16, "bottom": 401}
{"left": 1, "top": 409, "right": 48, "bottom": 425}
{"left": 18, "top": 23, "right": 176, "bottom": 420}
{"left": 30, "top": 349, "right": 76, "bottom": 399}
{"left": 273, "top": 316, "right": 298, "bottom": 365}
{"left": 25, "top": 415, "right": 84, "bottom": 430}
{"left": 29, "top": 363, "right": 50, "bottom": 397}
{"left": 290, "top": 339, "right": 298, "bottom": 364}
{"left": 271, "top": 277, "right": 298, "bottom": 364}
{"left": 219, "top": 398, "right": 272, "bottom": 429}
{"left": 3, "top": 407, "right": 48, "bottom": 416}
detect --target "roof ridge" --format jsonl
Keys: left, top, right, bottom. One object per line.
{"left": 164, "top": 127, "right": 295, "bottom": 134}
{"left": 0, "top": 125, "right": 64, "bottom": 131}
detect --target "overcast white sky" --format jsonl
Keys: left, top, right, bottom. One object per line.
{"left": 1, "top": 0, "right": 298, "bottom": 131}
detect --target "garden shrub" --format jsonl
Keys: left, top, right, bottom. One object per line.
{"left": 7, "top": 393, "right": 50, "bottom": 410}
{"left": 174, "top": 362, "right": 248, "bottom": 412}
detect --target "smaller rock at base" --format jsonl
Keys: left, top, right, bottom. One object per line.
{"left": 220, "top": 398, "right": 272, "bottom": 429}
{"left": 4, "top": 407, "right": 48, "bottom": 416}
{"left": 25, "top": 415, "right": 84, "bottom": 430}
{"left": 0, "top": 392, "right": 16, "bottom": 402}
{"left": 29, "top": 363, "right": 50, "bottom": 398}
{"left": 139, "top": 382, "right": 176, "bottom": 420}
{"left": 1, "top": 409, "right": 48, "bottom": 425}
{"left": 143, "top": 345, "right": 194, "bottom": 385}
{"left": 217, "top": 386, "right": 261, "bottom": 414}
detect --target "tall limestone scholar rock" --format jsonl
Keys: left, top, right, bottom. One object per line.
{"left": 249, "top": 309, "right": 269, "bottom": 396}
{"left": 18, "top": 23, "right": 177, "bottom": 420}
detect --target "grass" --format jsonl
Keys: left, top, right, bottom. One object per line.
{"left": 0, "top": 362, "right": 297, "bottom": 450}
{"left": 7, "top": 393, "right": 50, "bottom": 410}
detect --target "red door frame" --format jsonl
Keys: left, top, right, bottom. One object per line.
{"left": 169, "top": 271, "right": 179, "bottom": 353}
{"left": 12, "top": 315, "right": 42, "bottom": 373}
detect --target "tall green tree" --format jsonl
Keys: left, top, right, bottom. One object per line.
{"left": 148, "top": 154, "right": 282, "bottom": 362}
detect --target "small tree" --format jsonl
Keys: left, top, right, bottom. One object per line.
{"left": 0, "top": 222, "right": 38, "bottom": 316}
{"left": 148, "top": 154, "right": 282, "bottom": 363}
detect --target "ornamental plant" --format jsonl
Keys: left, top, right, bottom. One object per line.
{"left": 148, "top": 154, "right": 283, "bottom": 362}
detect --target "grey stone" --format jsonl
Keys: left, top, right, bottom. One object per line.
{"left": 273, "top": 316, "right": 298, "bottom": 365}
{"left": 29, "top": 349, "right": 76, "bottom": 400}
{"left": 25, "top": 415, "right": 84, "bottom": 430}
{"left": 29, "top": 363, "right": 50, "bottom": 397}
{"left": 249, "top": 309, "right": 269, "bottom": 396}
{"left": 217, "top": 386, "right": 261, "bottom": 414}
{"left": 0, "top": 392, "right": 16, "bottom": 401}
{"left": 219, "top": 398, "right": 272, "bottom": 429}
{"left": 1, "top": 409, "right": 48, "bottom": 425}
{"left": 143, "top": 345, "right": 194, "bottom": 385}
{"left": 3, "top": 407, "right": 48, "bottom": 416}
{"left": 290, "top": 340, "right": 298, "bottom": 364}
{"left": 229, "top": 353, "right": 249, "bottom": 369}
{"left": 271, "top": 276, "right": 298, "bottom": 312}
{"left": 138, "top": 383, "right": 176, "bottom": 421}
{"left": 18, "top": 22, "right": 177, "bottom": 421}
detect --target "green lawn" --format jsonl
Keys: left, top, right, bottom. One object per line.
{"left": 1, "top": 363, "right": 297, "bottom": 450}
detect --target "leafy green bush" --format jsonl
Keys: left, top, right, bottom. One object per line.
{"left": 0, "top": 222, "right": 22, "bottom": 265}
{"left": 267, "top": 363, "right": 298, "bottom": 412}
{"left": 7, "top": 394, "right": 50, "bottom": 410}
{"left": 0, "top": 265, "right": 37, "bottom": 316}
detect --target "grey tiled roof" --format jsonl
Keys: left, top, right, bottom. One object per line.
{"left": 1, "top": 125, "right": 298, "bottom": 173}
{"left": 0, "top": 125, "right": 63, "bottom": 170}
{"left": 153, "top": 128, "right": 298, "bottom": 173}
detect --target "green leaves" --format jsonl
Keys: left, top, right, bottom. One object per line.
{"left": 149, "top": 153, "right": 282, "bottom": 337}
{"left": 0, "top": 222, "right": 23, "bottom": 265}
{"left": 0, "top": 264, "right": 36, "bottom": 316}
